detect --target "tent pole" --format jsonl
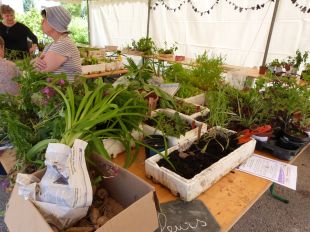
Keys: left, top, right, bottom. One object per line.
{"left": 87, "top": 0, "right": 91, "bottom": 45}
{"left": 262, "top": 0, "right": 280, "bottom": 66}
{"left": 146, "top": 0, "right": 151, "bottom": 38}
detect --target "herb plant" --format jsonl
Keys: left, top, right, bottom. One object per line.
{"left": 131, "top": 37, "right": 156, "bottom": 55}
{"left": 191, "top": 52, "right": 224, "bottom": 91}
{"left": 158, "top": 42, "right": 178, "bottom": 55}
{"left": 146, "top": 112, "right": 191, "bottom": 138}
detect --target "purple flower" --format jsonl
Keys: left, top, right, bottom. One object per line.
{"left": 41, "top": 87, "right": 56, "bottom": 99}
{"left": 57, "top": 79, "right": 65, "bottom": 86}
{"left": 46, "top": 77, "right": 53, "bottom": 83}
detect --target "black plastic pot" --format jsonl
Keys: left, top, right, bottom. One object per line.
{"left": 282, "top": 130, "right": 310, "bottom": 143}
{"left": 254, "top": 128, "right": 308, "bottom": 161}
{"left": 143, "top": 135, "right": 166, "bottom": 159}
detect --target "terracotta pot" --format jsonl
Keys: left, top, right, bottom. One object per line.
{"left": 259, "top": 66, "right": 267, "bottom": 75}
{"left": 144, "top": 91, "right": 159, "bottom": 111}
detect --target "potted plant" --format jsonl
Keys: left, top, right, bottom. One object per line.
{"left": 255, "top": 74, "right": 310, "bottom": 143}
{"left": 225, "top": 86, "right": 269, "bottom": 132}
{"left": 0, "top": 59, "right": 68, "bottom": 168}
{"left": 157, "top": 42, "right": 178, "bottom": 59}
{"left": 288, "top": 49, "right": 309, "bottom": 74}
{"left": 142, "top": 109, "right": 206, "bottom": 147}
{"left": 123, "top": 37, "right": 156, "bottom": 56}
{"left": 10, "top": 73, "right": 149, "bottom": 168}
{"left": 301, "top": 63, "right": 310, "bottom": 83}
{"left": 145, "top": 126, "right": 256, "bottom": 201}
{"left": 163, "top": 63, "right": 203, "bottom": 98}
{"left": 269, "top": 59, "right": 282, "bottom": 74}
{"left": 191, "top": 52, "right": 224, "bottom": 91}
{"left": 259, "top": 65, "right": 268, "bottom": 75}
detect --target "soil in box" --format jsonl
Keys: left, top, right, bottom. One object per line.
{"left": 157, "top": 133, "right": 240, "bottom": 179}
{"left": 194, "top": 113, "right": 210, "bottom": 123}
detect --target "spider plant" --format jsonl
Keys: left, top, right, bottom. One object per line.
{"left": 205, "top": 86, "right": 234, "bottom": 128}
{"left": 201, "top": 127, "right": 231, "bottom": 153}
{"left": 26, "top": 78, "right": 149, "bottom": 168}
{"left": 226, "top": 87, "right": 268, "bottom": 129}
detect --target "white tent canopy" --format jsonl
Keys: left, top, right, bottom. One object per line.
{"left": 3, "top": 0, "right": 309, "bottom": 67}
{"left": 89, "top": 0, "right": 310, "bottom": 67}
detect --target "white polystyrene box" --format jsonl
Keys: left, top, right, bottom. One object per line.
{"left": 82, "top": 63, "right": 106, "bottom": 74}
{"left": 145, "top": 127, "right": 256, "bottom": 201}
{"left": 183, "top": 93, "right": 206, "bottom": 106}
{"left": 142, "top": 108, "right": 207, "bottom": 148}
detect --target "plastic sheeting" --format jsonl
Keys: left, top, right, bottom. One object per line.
{"left": 89, "top": 0, "right": 310, "bottom": 67}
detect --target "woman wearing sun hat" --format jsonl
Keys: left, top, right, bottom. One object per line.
{"left": 34, "top": 6, "right": 81, "bottom": 82}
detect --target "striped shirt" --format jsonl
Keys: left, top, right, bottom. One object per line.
{"left": 0, "top": 59, "right": 19, "bottom": 95}
{"left": 43, "top": 36, "right": 81, "bottom": 82}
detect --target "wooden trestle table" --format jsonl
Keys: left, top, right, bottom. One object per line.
{"left": 113, "top": 143, "right": 309, "bottom": 232}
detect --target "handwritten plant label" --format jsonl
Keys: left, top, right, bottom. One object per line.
{"left": 156, "top": 200, "right": 220, "bottom": 232}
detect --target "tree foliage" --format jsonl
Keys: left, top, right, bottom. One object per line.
{"left": 23, "top": 0, "right": 34, "bottom": 12}
{"left": 16, "top": 7, "right": 88, "bottom": 45}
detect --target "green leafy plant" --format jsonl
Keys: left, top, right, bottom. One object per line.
{"left": 124, "top": 57, "right": 154, "bottom": 84}
{"left": 0, "top": 59, "right": 67, "bottom": 165}
{"left": 146, "top": 112, "right": 191, "bottom": 138}
{"left": 205, "top": 87, "right": 233, "bottom": 128}
{"left": 191, "top": 52, "right": 224, "bottom": 91}
{"left": 163, "top": 63, "right": 203, "bottom": 98}
{"left": 288, "top": 49, "right": 309, "bottom": 69}
{"left": 226, "top": 86, "right": 268, "bottom": 130}
{"left": 82, "top": 56, "right": 100, "bottom": 65}
{"left": 16, "top": 7, "right": 88, "bottom": 45}
{"left": 16, "top": 9, "right": 46, "bottom": 42}
{"left": 171, "top": 100, "right": 197, "bottom": 116}
{"left": 158, "top": 42, "right": 178, "bottom": 55}
{"left": 255, "top": 74, "right": 310, "bottom": 129}
{"left": 269, "top": 59, "right": 281, "bottom": 67}
{"left": 301, "top": 63, "right": 310, "bottom": 83}
{"left": 201, "top": 128, "right": 231, "bottom": 153}
{"left": 130, "top": 37, "right": 156, "bottom": 55}
{"left": 27, "top": 78, "right": 149, "bottom": 168}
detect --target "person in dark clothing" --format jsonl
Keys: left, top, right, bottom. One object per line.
{"left": 0, "top": 4, "right": 38, "bottom": 59}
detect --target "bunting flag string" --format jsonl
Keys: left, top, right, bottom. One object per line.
{"left": 225, "top": 0, "right": 274, "bottom": 12}
{"left": 188, "top": 0, "right": 219, "bottom": 16}
{"left": 151, "top": 0, "right": 275, "bottom": 14}
{"left": 151, "top": 0, "right": 186, "bottom": 12}
{"left": 291, "top": 0, "right": 310, "bottom": 13}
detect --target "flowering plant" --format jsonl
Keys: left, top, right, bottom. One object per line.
{"left": 0, "top": 58, "right": 68, "bottom": 164}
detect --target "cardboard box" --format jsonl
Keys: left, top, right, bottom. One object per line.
{"left": 5, "top": 156, "right": 159, "bottom": 232}
{"left": 0, "top": 149, "right": 16, "bottom": 175}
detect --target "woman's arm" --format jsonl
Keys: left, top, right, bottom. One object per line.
{"left": 35, "top": 51, "right": 67, "bottom": 72}
{"left": 23, "top": 24, "right": 38, "bottom": 45}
